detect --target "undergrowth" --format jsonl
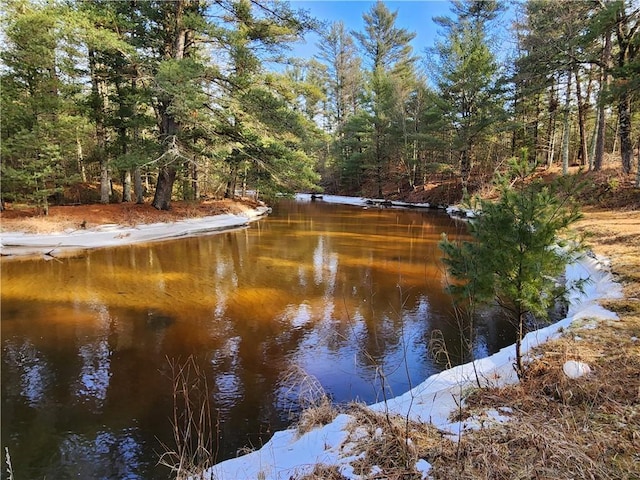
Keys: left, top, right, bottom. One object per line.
{"left": 429, "top": 316, "right": 640, "bottom": 479}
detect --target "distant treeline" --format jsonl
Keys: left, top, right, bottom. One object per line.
{"left": 1, "top": 0, "right": 638, "bottom": 211}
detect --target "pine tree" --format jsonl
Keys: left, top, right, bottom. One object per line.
{"left": 610, "top": 0, "right": 639, "bottom": 176}
{"left": 431, "top": 0, "right": 505, "bottom": 186}
{"left": 439, "top": 157, "right": 584, "bottom": 378}
{"left": 1, "top": 1, "right": 91, "bottom": 212}
{"left": 316, "top": 21, "right": 362, "bottom": 131}
{"left": 78, "top": 0, "right": 155, "bottom": 204}
{"left": 353, "top": 0, "right": 417, "bottom": 197}
{"left": 315, "top": 21, "right": 363, "bottom": 190}
{"left": 205, "top": 0, "right": 320, "bottom": 200}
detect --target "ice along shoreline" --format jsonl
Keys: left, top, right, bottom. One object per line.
{"left": 0, "top": 205, "right": 271, "bottom": 258}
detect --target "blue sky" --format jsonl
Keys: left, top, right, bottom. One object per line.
{"left": 287, "top": 1, "right": 515, "bottom": 64}
{"left": 289, "top": 1, "right": 462, "bottom": 60}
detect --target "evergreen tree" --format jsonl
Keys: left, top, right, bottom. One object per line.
{"left": 610, "top": 0, "right": 639, "bottom": 176}
{"left": 208, "top": 0, "right": 320, "bottom": 200}
{"left": 77, "top": 0, "right": 156, "bottom": 204}
{"left": 402, "top": 79, "right": 443, "bottom": 188}
{"left": 142, "top": 0, "right": 209, "bottom": 210}
{"left": 587, "top": 3, "right": 615, "bottom": 172}
{"left": 440, "top": 157, "right": 583, "bottom": 378}
{"left": 316, "top": 21, "right": 362, "bottom": 131}
{"left": 516, "top": 0, "right": 597, "bottom": 174}
{"left": 353, "top": 0, "right": 417, "bottom": 197}
{"left": 0, "top": 0, "right": 119, "bottom": 211}
{"left": 315, "top": 21, "right": 363, "bottom": 190}
{"left": 431, "top": 0, "right": 505, "bottom": 186}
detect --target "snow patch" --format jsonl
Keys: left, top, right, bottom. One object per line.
{"left": 415, "top": 459, "right": 432, "bottom": 479}
{"left": 0, "top": 206, "right": 270, "bottom": 257}
{"left": 562, "top": 360, "right": 592, "bottom": 379}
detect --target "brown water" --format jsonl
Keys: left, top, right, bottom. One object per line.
{"left": 1, "top": 198, "right": 514, "bottom": 479}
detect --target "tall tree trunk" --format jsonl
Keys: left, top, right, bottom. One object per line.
{"left": 152, "top": 105, "right": 180, "bottom": 209}
{"left": 533, "top": 93, "right": 541, "bottom": 164}
{"left": 100, "top": 158, "right": 110, "bottom": 203}
{"left": 76, "top": 132, "right": 87, "bottom": 183}
{"left": 546, "top": 82, "right": 558, "bottom": 168}
{"left": 122, "top": 170, "right": 132, "bottom": 202}
{"left": 590, "top": 108, "right": 600, "bottom": 171}
{"left": 574, "top": 67, "right": 588, "bottom": 167}
{"left": 134, "top": 167, "right": 144, "bottom": 204}
{"left": 511, "top": 85, "right": 519, "bottom": 157}
{"left": 89, "top": 49, "right": 111, "bottom": 204}
{"left": 191, "top": 158, "right": 199, "bottom": 200}
{"left": 615, "top": 3, "right": 636, "bottom": 175}
{"left": 182, "top": 161, "right": 191, "bottom": 201}
{"left": 561, "top": 71, "right": 572, "bottom": 175}
{"left": 154, "top": 165, "right": 177, "bottom": 210}
{"left": 515, "top": 310, "right": 525, "bottom": 379}
{"left": 241, "top": 163, "right": 248, "bottom": 197}
{"left": 636, "top": 134, "right": 640, "bottom": 188}
{"left": 225, "top": 156, "right": 239, "bottom": 199}
{"left": 375, "top": 122, "right": 383, "bottom": 198}
{"left": 460, "top": 148, "right": 472, "bottom": 189}
{"left": 152, "top": 0, "right": 189, "bottom": 210}
{"left": 120, "top": 124, "right": 132, "bottom": 202}
{"left": 594, "top": 29, "right": 611, "bottom": 171}
{"left": 618, "top": 91, "right": 633, "bottom": 174}
{"left": 412, "top": 109, "right": 419, "bottom": 188}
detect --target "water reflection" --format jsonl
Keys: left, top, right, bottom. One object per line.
{"left": 75, "top": 305, "right": 112, "bottom": 409}
{"left": 1, "top": 199, "right": 515, "bottom": 479}
{"left": 3, "top": 339, "right": 53, "bottom": 407}
{"left": 58, "top": 429, "right": 143, "bottom": 479}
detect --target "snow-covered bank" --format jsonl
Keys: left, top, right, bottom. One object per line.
{"left": 296, "top": 193, "right": 432, "bottom": 210}
{"left": 208, "top": 253, "right": 622, "bottom": 480}
{"left": 0, "top": 205, "right": 270, "bottom": 258}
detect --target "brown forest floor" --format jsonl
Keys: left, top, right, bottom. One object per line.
{"left": 0, "top": 198, "right": 261, "bottom": 234}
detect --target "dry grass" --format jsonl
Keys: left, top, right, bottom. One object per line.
{"left": 347, "top": 405, "right": 443, "bottom": 479}
{"left": 279, "top": 365, "right": 340, "bottom": 435}
{"left": 297, "top": 403, "right": 446, "bottom": 480}
{"left": 297, "top": 397, "right": 339, "bottom": 435}
{"left": 300, "top": 464, "right": 347, "bottom": 479}
{"left": 575, "top": 209, "right": 640, "bottom": 299}
{"left": 158, "top": 356, "right": 217, "bottom": 480}
{"left": 432, "top": 317, "right": 640, "bottom": 479}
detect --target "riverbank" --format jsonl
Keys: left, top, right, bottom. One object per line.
{"left": 0, "top": 199, "right": 270, "bottom": 258}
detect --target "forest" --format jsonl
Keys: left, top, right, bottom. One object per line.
{"left": 1, "top": 0, "right": 639, "bottom": 212}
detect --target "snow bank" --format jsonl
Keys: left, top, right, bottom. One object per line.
{"left": 296, "top": 193, "right": 432, "bottom": 210}
{"left": 208, "top": 253, "right": 622, "bottom": 480}
{"left": 0, "top": 206, "right": 270, "bottom": 257}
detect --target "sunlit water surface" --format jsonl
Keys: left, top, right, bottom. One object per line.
{"left": 1, "top": 198, "right": 515, "bottom": 479}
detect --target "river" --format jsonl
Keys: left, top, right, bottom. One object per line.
{"left": 1, "top": 197, "right": 515, "bottom": 479}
